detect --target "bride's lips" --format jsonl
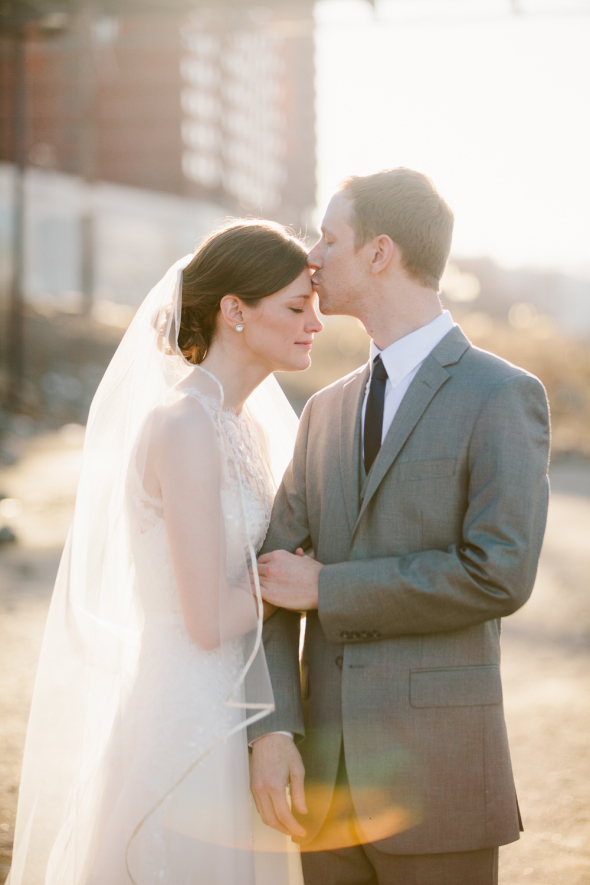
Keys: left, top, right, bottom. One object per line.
{"left": 295, "top": 340, "right": 313, "bottom": 348}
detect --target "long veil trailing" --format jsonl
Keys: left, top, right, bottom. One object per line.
{"left": 8, "top": 256, "right": 300, "bottom": 885}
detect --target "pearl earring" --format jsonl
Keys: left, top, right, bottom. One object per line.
{"left": 235, "top": 324, "right": 244, "bottom": 332}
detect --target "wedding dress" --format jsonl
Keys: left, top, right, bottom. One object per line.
{"left": 8, "top": 257, "right": 304, "bottom": 885}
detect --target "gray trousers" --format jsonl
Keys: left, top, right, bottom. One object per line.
{"left": 301, "top": 748, "right": 499, "bottom": 885}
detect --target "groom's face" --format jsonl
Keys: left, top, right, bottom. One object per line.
{"left": 308, "top": 194, "right": 367, "bottom": 316}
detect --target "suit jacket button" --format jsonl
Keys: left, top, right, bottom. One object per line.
{"left": 335, "top": 656, "right": 343, "bottom": 670}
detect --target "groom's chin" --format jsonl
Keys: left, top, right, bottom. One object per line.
{"left": 317, "top": 296, "right": 336, "bottom": 315}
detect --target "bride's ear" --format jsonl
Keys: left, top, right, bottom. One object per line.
{"left": 219, "top": 295, "right": 245, "bottom": 331}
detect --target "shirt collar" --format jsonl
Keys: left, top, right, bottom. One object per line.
{"left": 369, "top": 311, "right": 455, "bottom": 386}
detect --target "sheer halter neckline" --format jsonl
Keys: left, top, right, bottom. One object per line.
{"left": 183, "top": 364, "right": 249, "bottom": 419}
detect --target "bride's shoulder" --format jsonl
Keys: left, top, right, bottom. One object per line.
{"left": 149, "top": 390, "right": 219, "bottom": 456}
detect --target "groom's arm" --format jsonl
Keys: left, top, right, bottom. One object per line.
{"left": 260, "top": 374, "right": 551, "bottom": 640}
{"left": 318, "top": 373, "right": 550, "bottom": 641}
{"left": 248, "top": 398, "right": 314, "bottom": 744}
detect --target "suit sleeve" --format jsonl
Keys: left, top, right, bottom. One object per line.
{"left": 318, "top": 373, "right": 551, "bottom": 642}
{"left": 247, "top": 397, "right": 314, "bottom": 743}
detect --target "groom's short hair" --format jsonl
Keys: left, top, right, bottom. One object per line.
{"left": 338, "top": 168, "right": 454, "bottom": 290}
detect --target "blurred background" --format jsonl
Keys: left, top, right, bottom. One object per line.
{"left": 1, "top": 0, "right": 589, "bottom": 438}
{"left": 0, "top": 1, "right": 589, "bottom": 883}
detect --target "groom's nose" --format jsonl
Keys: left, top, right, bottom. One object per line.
{"left": 307, "top": 241, "right": 323, "bottom": 270}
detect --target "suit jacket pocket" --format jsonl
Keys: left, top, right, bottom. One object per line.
{"left": 410, "top": 665, "right": 502, "bottom": 707}
{"left": 397, "top": 458, "right": 456, "bottom": 483}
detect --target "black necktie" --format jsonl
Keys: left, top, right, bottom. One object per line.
{"left": 364, "top": 355, "right": 388, "bottom": 474}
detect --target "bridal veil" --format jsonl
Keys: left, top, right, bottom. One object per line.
{"left": 8, "top": 255, "right": 299, "bottom": 885}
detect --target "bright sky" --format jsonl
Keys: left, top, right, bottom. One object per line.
{"left": 314, "top": 0, "right": 590, "bottom": 276}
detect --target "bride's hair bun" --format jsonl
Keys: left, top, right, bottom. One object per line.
{"left": 179, "top": 220, "right": 308, "bottom": 365}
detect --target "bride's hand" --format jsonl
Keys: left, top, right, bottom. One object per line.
{"left": 257, "top": 548, "right": 323, "bottom": 611}
{"left": 259, "top": 549, "right": 307, "bottom": 619}
{"left": 244, "top": 570, "right": 280, "bottom": 621}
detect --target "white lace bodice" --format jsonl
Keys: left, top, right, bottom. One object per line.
{"left": 212, "top": 396, "right": 275, "bottom": 560}
{"left": 127, "top": 387, "right": 274, "bottom": 619}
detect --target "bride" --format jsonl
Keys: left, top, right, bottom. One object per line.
{"left": 8, "top": 221, "right": 322, "bottom": 885}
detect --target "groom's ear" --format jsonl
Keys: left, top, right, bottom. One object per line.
{"left": 219, "top": 294, "right": 245, "bottom": 329}
{"left": 369, "top": 234, "right": 395, "bottom": 275}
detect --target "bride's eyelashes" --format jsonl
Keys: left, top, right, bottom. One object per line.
{"left": 290, "top": 308, "right": 304, "bottom": 314}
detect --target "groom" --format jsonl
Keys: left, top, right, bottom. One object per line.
{"left": 249, "top": 168, "right": 550, "bottom": 884}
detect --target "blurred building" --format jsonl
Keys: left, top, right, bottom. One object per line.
{"left": 0, "top": 3, "right": 316, "bottom": 422}
{"left": 180, "top": 6, "right": 315, "bottom": 230}
{"left": 0, "top": 4, "right": 316, "bottom": 232}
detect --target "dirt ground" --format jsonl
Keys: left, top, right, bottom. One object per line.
{"left": 0, "top": 431, "right": 589, "bottom": 885}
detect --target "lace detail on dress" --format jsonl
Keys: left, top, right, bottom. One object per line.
{"left": 132, "top": 482, "right": 164, "bottom": 534}
{"left": 126, "top": 386, "right": 275, "bottom": 620}
{"left": 130, "top": 388, "right": 273, "bottom": 552}
{"left": 183, "top": 387, "right": 275, "bottom": 555}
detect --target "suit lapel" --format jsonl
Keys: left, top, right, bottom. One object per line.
{"left": 339, "top": 364, "right": 370, "bottom": 534}
{"left": 354, "top": 326, "right": 471, "bottom": 532}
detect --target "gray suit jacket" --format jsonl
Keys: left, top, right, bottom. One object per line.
{"left": 249, "top": 326, "right": 550, "bottom": 855}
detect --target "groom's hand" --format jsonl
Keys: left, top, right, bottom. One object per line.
{"left": 251, "top": 733, "right": 308, "bottom": 837}
{"left": 257, "top": 549, "right": 322, "bottom": 610}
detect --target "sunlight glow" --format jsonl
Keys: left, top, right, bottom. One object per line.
{"left": 315, "top": 0, "right": 590, "bottom": 276}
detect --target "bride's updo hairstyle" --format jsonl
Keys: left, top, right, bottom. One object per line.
{"left": 179, "top": 220, "right": 309, "bottom": 364}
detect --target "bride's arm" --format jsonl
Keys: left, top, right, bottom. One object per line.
{"left": 262, "top": 601, "right": 278, "bottom": 621}
{"left": 150, "top": 402, "right": 259, "bottom": 650}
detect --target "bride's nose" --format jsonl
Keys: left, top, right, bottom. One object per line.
{"left": 305, "top": 311, "right": 323, "bottom": 334}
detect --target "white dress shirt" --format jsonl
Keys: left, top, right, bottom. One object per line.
{"left": 362, "top": 311, "right": 455, "bottom": 446}
{"left": 254, "top": 312, "right": 455, "bottom": 746}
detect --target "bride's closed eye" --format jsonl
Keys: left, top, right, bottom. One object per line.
{"left": 290, "top": 308, "right": 304, "bottom": 313}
